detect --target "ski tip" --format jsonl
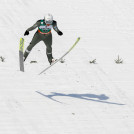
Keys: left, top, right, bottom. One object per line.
{"left": 20, "top": 37, "right": 24, "bottom": 40}
{"left": 78, "top": 37, "right": 80, "bottom": 40}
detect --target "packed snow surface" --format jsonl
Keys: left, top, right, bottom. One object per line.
{"left": 0, "top": 0, "right": 134, "bottom": 134}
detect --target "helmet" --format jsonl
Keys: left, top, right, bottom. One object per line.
{"left": 44, "top": 13, "right": 53, "bottom": 24}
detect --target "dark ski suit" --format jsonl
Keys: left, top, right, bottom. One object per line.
{"left": 24, "top": 19, "right": 62, "bottom": 64}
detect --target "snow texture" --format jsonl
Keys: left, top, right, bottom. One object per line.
{"left": 0, "top": 0, "right": 134, "bottom": 134}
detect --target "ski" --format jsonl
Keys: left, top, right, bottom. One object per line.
{"left": 19, "top": 38, "right": 24, "bottom": 72}
{"left": 39, "top": 37, "right": 80, "bottom": 75}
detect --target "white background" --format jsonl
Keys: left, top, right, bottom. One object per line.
{"left": 0, "top": 0, "right": 134, "bottom": 133}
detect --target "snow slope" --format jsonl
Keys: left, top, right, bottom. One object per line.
{"left": 0, "top": 0, "right": 134, "bottom": 134}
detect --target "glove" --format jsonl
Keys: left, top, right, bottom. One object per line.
{"left": 24, "top": 30, "right": 29, "bottom": 36}
{"left": 57, "top": 31, "right": 63, "bottom": 36}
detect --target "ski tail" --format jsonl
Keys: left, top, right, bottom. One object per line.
{"left": 19, "top": 38, "right": 24, "bottom": 72}
{"left": 39, "top": 37, "right": 80, "bottom": 75}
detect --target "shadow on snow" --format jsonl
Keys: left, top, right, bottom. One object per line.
{"left": 36, "top": 91, "right": 125, "bottom": 105}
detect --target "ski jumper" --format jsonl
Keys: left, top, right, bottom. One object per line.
{"left": 24, "top": 19, "right": 61, "bottom": 63}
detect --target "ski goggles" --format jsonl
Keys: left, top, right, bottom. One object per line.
{"left": 45, "top": 20, "right": 53, "bottom": 24}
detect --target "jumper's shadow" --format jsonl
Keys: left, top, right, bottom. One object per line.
{"left": 36, "top": 91, "right": 125, "bottom": 105}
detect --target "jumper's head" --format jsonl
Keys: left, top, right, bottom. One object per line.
{"left": 44, "top": 13, "right": 53, "bottom": 26}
